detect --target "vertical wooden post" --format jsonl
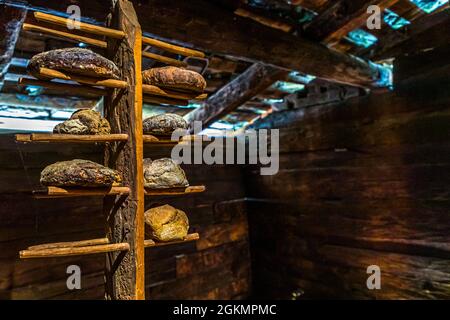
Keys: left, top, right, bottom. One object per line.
{"left": 103, "top": 0, "right": 144, "bottom": 300}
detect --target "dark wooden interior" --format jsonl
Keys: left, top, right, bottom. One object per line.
{"left": 0, "top": 0, "right": 449, "bottom": 300}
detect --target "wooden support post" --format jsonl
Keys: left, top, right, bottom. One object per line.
{"left": 185, "top": 63, "right": 288, "bottom": 130}
{"left": 103, "top": 0, "right": 144, "bottom": 300}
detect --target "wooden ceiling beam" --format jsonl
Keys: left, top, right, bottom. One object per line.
{"left": 305, "top": 0, "right": 399, "bottom": 45}
{"left": 0, "top": 5, "right": 26, "bottom": 80}
{"left": 185, "top": 63, "right": 288, "bottom": 129}
{"left": 10, "top": 0, "right": 389, "bottom": 87}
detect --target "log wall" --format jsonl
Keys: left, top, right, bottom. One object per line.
{"left": 0, "top": 139, "right": 250, "bottom": 299}
{"left": 245, "top": 48, "right": 450, "bottom": 299}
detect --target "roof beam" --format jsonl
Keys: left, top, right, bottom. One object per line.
{"left": 185, "top": 63, "right": 288, "bottom": 129}
{"left": 305, "top": 0, "right": 399, "bottom": 45}
{"left": 0, "top": 5, "right": 26, "bottom": 80}
{"left": 9, "top": 0, "right": 388, "bottom": 87}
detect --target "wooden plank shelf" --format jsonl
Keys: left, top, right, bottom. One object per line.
{"left": 19, "top": 77, "right": 107, "bottom": 97}
{"left": 36, "top": 68, "right": 128, "bottom": 89}
{"left": 144, "top": 185, "right": 205, "bottom": 196}
{"left": 33, "top": 186, "right": 131, "bottom": 198}
{"left": 27, "top": 238, "right": 110, "bottom": 251}
{"left": 143, "top": 134, "right": 203, "bottom": 145}
{"left": 142, "top": 36, "right": 205, "bottom": 58}
{"left": 20, "top": 242, "right": 130, "bottom": 259}
{"left": 143, "top": 84, "right": 207, "bottom": 101}
{"left": 16, "top": 133, "right": 129, "bottom": 144}
{"left": 144, "top": 233, "right": 199, "bottom": 248}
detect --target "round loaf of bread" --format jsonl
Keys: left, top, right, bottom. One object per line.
{"left": 142, "top": 66, "right": 206, "bottom": 93}
{"left": 144, "top": 204, "right": 189, "bottom": 242}
{"left": 143, "top": 113, "right": 188, "bottom": 136}
{"left": 28, "top": 48, "right": 120, "bottom": 80}
{"left": 54, "top": 109, "right": 111, "bottom": 135}
{"left": 40, "top": 159, "right": 122, "bottom": 187}
{"left": 143, "top": 158, "right": 189, "bottom": 189}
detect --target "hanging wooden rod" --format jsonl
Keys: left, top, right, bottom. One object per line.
{"left": 142, "top": 51, "right": 187, "bottom": 67}
{"left": 15, "top": 133, "right": 129, "bottom": 144}
{"left": 142, "top": 36, "right": 205, "bottom": 58}
{"left": 20, "top": 242, "right": 130, "bottom": 259}
{"left": 37, "top": 68, "right": 128, "bottom": 89}
{"left": 33, "top": 12, "right": 125, "bottom": 39}
{"left": 143, "top": 95, "right": 189, "bottom": 106}
{"left": 33, "top": 186, "right": 131, "bottom": 198}
{"left": 19, "top": 77, "right": 107, "bottom": 97}
{"left": 27, "top": 238, "right": 109, "bottom": 251}
{"left": 144, "top": 185, "right": 206, "bottom": 196}
{"left": 23, "top": 23, "right": 107, "bottom": 48}
{"left": 144, "top": 233, "right": 200, "bottom": 248}
{"left": 143, "top": 84, "right": 207, "bottom": 100}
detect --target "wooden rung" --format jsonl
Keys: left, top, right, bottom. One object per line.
{"left": 28, "top": 238, "right": 109, "bottom": 251}
{"left": 19, "top": 77, "right": 107, "bottom": 97}
{"left": 143, "top": 134, "right": 202, "bottom": 145}
{"left": 23, "top": 23, "right": 107, "bottom": 48}
{"left": 33, "top": 186, "right": 131, "bottom": 198}
{"left": 143, "top": 95, "right": 189, "bottom": 106}
{"left": 143, "top": 84, "right": 207, "bottom": 100}
{"left": 144, "top": 185, "right": 206, "bottom": 196}
{"left": 33, "top": 12, "right": 125, "bottom": 39}
{"left": 144, "top": 233, "right": 199, "bottom": 248}
{"left": 20, "top": 242, "right": 129, "bottom": 259}
{"left": 37, "top": 68, "right": 128, "bottom": 89}
{"left": 142, "top": 51, "right": 187, "bottom": 67}
{"left": 16, "top": 133, "right": 129, "bottom": 143}
{"left": 142, "top": 36, "right": 205, "bottom": 58}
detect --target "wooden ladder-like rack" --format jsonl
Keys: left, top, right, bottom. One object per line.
{"left": 15, "top": 0, "right": 206, "bottom": 300}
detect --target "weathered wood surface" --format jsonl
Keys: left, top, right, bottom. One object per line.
{"left": 0, "top": 5, "right": 26, "bottom": 80}
{"left": 103, "top": 0, "right": 144, "bottom": 300}
{"left": 0, "top": 135, "right": 249, "bottom": 299}
{"left": 246, "top": 52, "right": 450, "bottom": 299}
{"left": 186, "top": 63, "right": 288, "bottom": 129}
{"left": 11, "top": 0, "right": 386, "bottom": 87}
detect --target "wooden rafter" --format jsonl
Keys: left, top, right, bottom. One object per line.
{"left": 185, "top": 63, "right": 288, "bottom": 129}
{"left": 305, "top": 0, "right": 399, "bottom": 46}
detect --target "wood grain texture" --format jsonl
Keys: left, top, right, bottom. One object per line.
{"left": 16, "top": 134, "right": 129, "bottom": 143}
{"left": 246, "top": 51, "right": 450, "bottom": 299}
{"left": 186, "top": 63, "right": 288, "bottom": 129}
{"left": 103, "top": 0, "right": 144, "bottom": 300}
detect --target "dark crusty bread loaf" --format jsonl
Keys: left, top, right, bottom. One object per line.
{"left": 28, "top": 48, "right": 120, "bottom": 80}
{"left": 54, "top": 109, "right": 111, "bottom": 135}
{"left": 40, "top": 159, "right": 122, "bottom": 188}
{"left": 143, "top": 113, "right": 188, "bottom": 136}
{"left": 142, "top": 66, "right": 206, "bottom": 93}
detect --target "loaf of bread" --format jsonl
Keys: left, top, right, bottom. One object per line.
{"left": 28, "top": 48, "right": 120, "bottom": 80}
{"left": 143, "top": 113, "right": 188, "bottom": 136}
{"left": 143, "top": 158, "right": 189, "bottom": 189}
{"left": 142, "top": 66, "right": 206, "bottom": 93}
{"left": 40, "top": 159, "right": 121, "bottom": 187}
{"left": 54, "top": 109, "right": 111, "bottom": 135}
{"left": 144, "top": 204, "right": 189, "bottom": 242}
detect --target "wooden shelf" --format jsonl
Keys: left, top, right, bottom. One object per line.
{"left": 36, "top": 68, "right": 128, "bottom": 89}
{"left": 19, "top": 77, "right": 107, "bottom": 97}
{"left": 33, "top": 186, "right": 131, "bottom": 198}
{"left": 143, "top": 134, "right": 202, "bottom": 145}
{"left": 16, "top": 133, "right": 129, "bottom": 144}
{"left": 144, "top": 233, "right": 199, "bottom": 248}
{"left": 143, "top": 84, "right": 207, "bottom": 101}
{"left": 20, "top": 242, "right": 130, "bottom": 259}
{"left": 144, "top": 185, "right": 205, "bottom": 196}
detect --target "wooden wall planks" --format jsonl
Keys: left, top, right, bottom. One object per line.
{"left": 0, "top": 137, "right": 250, "bottom": 300}
{"left": 245, "top": 50, "right": 450, "bottom": 299}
